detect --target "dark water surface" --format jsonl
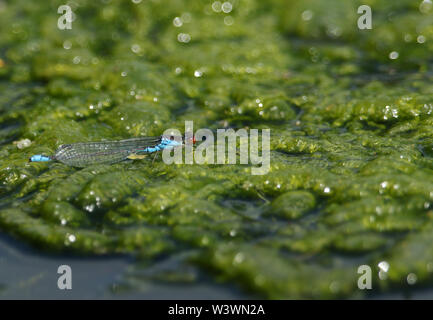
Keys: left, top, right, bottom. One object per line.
{"left": 0, "top": 233, "right": 246, "bottom": 299}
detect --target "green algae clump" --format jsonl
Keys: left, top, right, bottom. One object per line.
{"left": 267, "top": 191, "right": 316, "bottom": 219}
{"left": 2, "top": 0, "right": 433, "bottom": 299}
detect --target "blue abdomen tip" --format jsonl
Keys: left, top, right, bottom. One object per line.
{"left": 29, "top": 155, "right": 51, "bottom": 162}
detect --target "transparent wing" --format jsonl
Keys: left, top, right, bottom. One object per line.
{"left": 53, "top": 136, "right": 162, "bottom": 167}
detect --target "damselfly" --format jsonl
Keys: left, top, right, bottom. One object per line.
{"left": 29, "top": 134, "right": 195, "bottom": 167}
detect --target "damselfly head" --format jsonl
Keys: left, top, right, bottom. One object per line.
{"left": 161, "top": 134, "right": 183, "bottom": 147}
{"left": 161, "top": 133, "right": 195, "bottom": 146}
{"left": 182, "top": 134, "right": 196, "bottom": 145}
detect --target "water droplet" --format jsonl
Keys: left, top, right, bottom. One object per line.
{"left": 389, "top": 51, "right": 399, "bottom": 60}
{"left": 212, "top": 1, "right": 222, "bottom": 12}
{"left": 85, "top": 204, "right": 95, "bottom": 212}
{"left": 302, "top": 10, "right": 313, "bottom": 21}
{"left": 177, "top": 33, "right": 191, "bottom": 43}
{"left": 63, "top": 40, "right": 72, "bottom": 50}
{"left": 224, "top": 16, "right": 234, "bottom": 25}
{"left": 378, "top": 261, "right": 390, "bottom": 273}
{"left": 379, "top": 270, "right": 388, "bottom": 280}
{"left": 221, "top": 2, "right": 232, "bottom": 13}
{"left": 173, "top": 17, "right": 183, "bottom": 27}
{"left": 131, "top": 44, "right": 141, "bottom": 53}
{"left": 420, "top": 0, "right": 433, "bottom": 14}
{"left": 407, "top": 273, "right": 417, "bottom": 285}
{"left": 14, "top": 139, "right": 32, "bottom": 149}
{"left": 233, "top": 252, "right": 245, "bottom": 264}
{"left": 417, "top": 35, "right": 426, "bottom": 43}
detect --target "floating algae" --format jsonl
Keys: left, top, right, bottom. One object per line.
{"left": 1, "top": 0, "right": 433, "bottom": 298}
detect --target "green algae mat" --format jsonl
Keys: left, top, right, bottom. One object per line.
{"left": 2, "top": 0, "right": 433, "bottom": 299}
